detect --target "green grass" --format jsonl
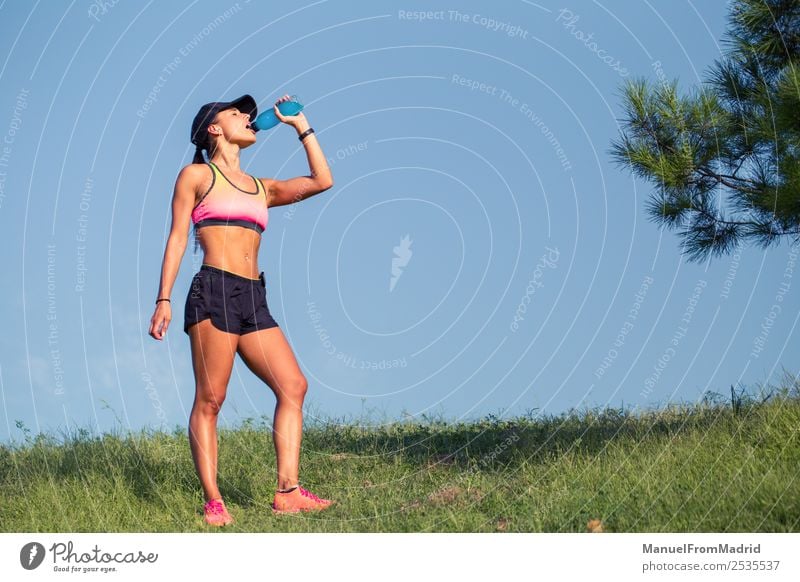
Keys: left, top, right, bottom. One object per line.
{"left": 2, "top": 374, "right": 799, "bottom": 532}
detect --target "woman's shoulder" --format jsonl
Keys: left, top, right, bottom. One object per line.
{"left": 177, "top": 162, "right": 213, "bottom": 182}
{"left": 174, "top": 163, "right": 214, "bottom": 198}
{"left": 182, "top": 161, "right": 212, "bottom": 174}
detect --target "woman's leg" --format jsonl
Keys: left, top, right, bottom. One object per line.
{"left": 236, "top": 326, "right": 307, "bottom": 490}
{"left": 188, "top": 318, "right": 239, "bottom": 501}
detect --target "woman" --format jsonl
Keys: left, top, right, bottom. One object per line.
{"left": 148, "top": 94, "right": 334, "bottom": 526}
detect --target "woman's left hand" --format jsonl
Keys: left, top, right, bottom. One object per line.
{"left": 273, "top": 94, "right": 307, "bottom": 127}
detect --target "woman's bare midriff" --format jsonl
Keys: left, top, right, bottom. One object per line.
{"left": 195, "top": 225, "right": 262, "bottom": 280}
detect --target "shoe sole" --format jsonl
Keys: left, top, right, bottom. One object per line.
{"left": 271, "top": 507, "right": 305, "bottom": 515}
{"left": 204, "top": 513, "right": 234, "bottom": 526}
{"left": 271, "top": 501, "right": 334, "bottom": 515}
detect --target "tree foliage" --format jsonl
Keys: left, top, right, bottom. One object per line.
{"left": 610, "top": 0, "right": 800, "bottom": 262}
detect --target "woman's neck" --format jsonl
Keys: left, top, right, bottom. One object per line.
{"left": 210, "top": 149, "right": 242, "bottom": 174}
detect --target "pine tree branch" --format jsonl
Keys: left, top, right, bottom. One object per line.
{"left": 691, "top": 204, "right": 752, "bottom": 227}
{"left": 696, "top": 167, "right": 762, "bottom": 193}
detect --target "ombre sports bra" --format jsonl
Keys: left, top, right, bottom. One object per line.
{"left": 191, "top": 161, "right": 268, "bottom": 234}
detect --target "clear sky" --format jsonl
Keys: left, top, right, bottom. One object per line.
{"left": 1, "top": 0, "right": 797, "bottom": 444}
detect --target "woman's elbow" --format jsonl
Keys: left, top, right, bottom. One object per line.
{"left": 167, "top": 231, "right": 189, "bottom": 252}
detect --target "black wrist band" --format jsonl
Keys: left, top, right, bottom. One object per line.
{"left": 155, "top": 298, "right": 171, "bottom": 304}
{"left": 298, "top": 127, "right": 314, "bottom": 142}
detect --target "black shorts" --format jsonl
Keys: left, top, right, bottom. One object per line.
{"left": 184, "top": 264, "right": 280, "bottom": 335}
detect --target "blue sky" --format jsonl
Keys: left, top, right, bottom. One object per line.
{"left": 1, "top": 0, "right": 797, "bottom": 444}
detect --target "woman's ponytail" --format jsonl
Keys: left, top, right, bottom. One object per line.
{"left": 193, "top": 144, "right": 205, "bottom": 164}
{"left": 193, "top": 139, "right": 217, "bottom": 165}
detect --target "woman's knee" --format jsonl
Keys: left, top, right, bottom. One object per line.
{"left": 277, "top": 375, "right": 307, "bottom": 401}
{"left": 192, "top": 385, "right": 227, "bottom": 416}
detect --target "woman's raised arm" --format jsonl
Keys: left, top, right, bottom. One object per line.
{"left": 260, "top": 96, "right": 333, "bottom": 208}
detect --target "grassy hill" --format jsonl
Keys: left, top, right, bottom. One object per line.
{"left": 2, "top": 374, "right": 798, "bottom": 532}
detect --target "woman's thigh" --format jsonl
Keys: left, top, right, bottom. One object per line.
{"left": 236, "top": 326, "right": 305, "bottom": 398}
{"left": 188, "top": 318, "right": 239, "bottom": 402}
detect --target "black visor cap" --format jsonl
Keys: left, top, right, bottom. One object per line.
{"left": 190, "top": 94, "right": 258, "bottom": 146}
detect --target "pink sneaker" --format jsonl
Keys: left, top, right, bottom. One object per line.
{"left": 204, "top": 498, "right": 234, "bottom": 526}
{"left": 271, "top": 485, "right": 334, "bottom": 514}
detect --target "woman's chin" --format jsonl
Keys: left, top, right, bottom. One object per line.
{"left": 236, "top": 135, "right": 257, "bottom": 148}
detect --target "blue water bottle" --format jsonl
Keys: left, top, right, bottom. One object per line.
{"left": 252, "top": 95, "right": 304, "bottom": 131}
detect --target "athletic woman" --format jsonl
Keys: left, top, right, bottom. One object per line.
{"left": 148, "top": 94, "right": 334, "bottom": 525}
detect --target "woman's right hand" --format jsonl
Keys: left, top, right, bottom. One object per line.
{"left": 149, "top": 302, "right": 172, "bottom": 340}
{"left": 273, "top": 94, "right": 306, "bottom": 128}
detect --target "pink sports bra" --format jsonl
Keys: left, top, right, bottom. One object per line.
{"left": 191, "top": 161, "right": 268, "bottom": 234}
